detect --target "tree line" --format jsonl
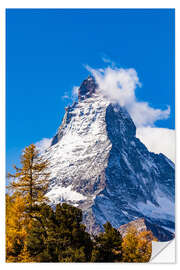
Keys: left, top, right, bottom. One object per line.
{"left": 6, "top": 144, "right": 155, "bottom": 262}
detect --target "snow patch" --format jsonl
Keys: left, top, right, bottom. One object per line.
{"left": 46, "top": 185, "right": 86, "bottom": 204}
{"left": 133, "top": 187, "right": 174, "bottom": 220}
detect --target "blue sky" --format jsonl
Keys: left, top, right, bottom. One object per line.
{"left": 6, "top": 9, "right": 175, "bottom": 173}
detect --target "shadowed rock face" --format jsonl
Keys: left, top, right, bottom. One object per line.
{"left": 78, "top": 76, "right": 98, "bottom": 101}
{"left": 42, "top": 77, "right": 175, "bottom": 239}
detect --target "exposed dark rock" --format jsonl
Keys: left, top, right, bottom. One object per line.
{"left": 78, "top": 76, "right": 98, "bottom": 101}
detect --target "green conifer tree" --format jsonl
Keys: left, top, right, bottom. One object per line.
{"left": 26, "top": 203, "right": 93, "bottom": 262}
{"left": 91, "top": 221, "right": 123, "bottom": 262}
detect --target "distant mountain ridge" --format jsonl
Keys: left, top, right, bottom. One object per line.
{"left": 118, "top": 218, "right": 174, "bottom": 241}
{"left": 41, "top": 76, "right": 175, "bottom": 239}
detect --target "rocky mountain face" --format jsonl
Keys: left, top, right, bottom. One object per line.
{"left": 118, "top": 218, "right": 174, "bottom": 241}
{"left": 41, "top": 76, "right": 175, "bottom": 239}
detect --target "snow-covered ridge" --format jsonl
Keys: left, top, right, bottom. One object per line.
{"left": 42, "top": 92, "right": 112, "bottom": 199}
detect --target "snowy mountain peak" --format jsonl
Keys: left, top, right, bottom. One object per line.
{"left": 42, "top": 77, "right": 175, "bottom": 238}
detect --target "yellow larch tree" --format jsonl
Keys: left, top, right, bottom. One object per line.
{"left": 7, "top": 144, "right": 50, "bottom": 215}
{"left": 122, "top": 225, "right": 157, "bottom": 262}
{"left": 6, "top": 194, "right": 31, "bottom": 262}
{"left": 6, "top": 144, "right": 50, "bottom": 262}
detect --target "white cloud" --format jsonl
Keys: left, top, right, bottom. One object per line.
{"left": 136, "top": 127, "right": 175, "bottom": 163}
{"left": 86, "top": 65, "right": 170, "bottom": 127}
{"left": 35, "top": 138, "right": 52, "bottom": 154}
{"left": 72, "top": 86, "right": 79, "bottom": 98}
{"left": 102, "top": 57, "right": 116, "bottom": 67}
{"left": 85, "top": 65, "right": 175, "bottom": 162}
{"left": 127, "top": 102, "right": 170, "bottom": 127}
{"left": 61, "top": 64, "right": 174, "bottom": 163}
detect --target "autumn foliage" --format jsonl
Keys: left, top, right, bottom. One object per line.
{"left": 7, "top": 144, "right": 50, "bottom": 214}
{"left": 122, "top": 226, "right": 156, "bottom": 262}
{"left": 6, "top": 144, "right": 155, "bottom": 262}
{"left": 6, "top": 194, "right": 31, "bottom": 262}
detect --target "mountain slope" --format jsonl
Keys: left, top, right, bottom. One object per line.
{"left": 41, "top": 76, "right": 175, "bottom": 237}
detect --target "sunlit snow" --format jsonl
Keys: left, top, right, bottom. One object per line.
{"left": 46, "top": 185, "right": 86, "bottom": 204}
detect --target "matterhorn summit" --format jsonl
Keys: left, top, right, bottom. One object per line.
{"left": 41, "top": 76, "right": 175, "bottom": 239}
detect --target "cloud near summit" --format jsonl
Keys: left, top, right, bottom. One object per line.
{"left": 86, "top": 65, "right": 170, "bottom": 128}
{"left": 136, "top": 127, "right": 175, "bottom": 163}
{"left": 85, "top": 65, "right": 174, "bottom": 162}
{"left": 36, "top": 65, "right": 174, "bottom": 163}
